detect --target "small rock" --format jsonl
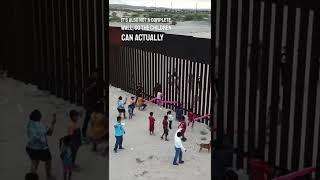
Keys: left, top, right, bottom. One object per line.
{"left": 141, "top": 171, "right": 148, "bottom": 176}
{"left": 136, "top": 158, "right": 144, "bottom": 163}
{"left": 200, "top": 130, "right": 208, "bottom": 135}
{"left": 201, "top": 137, "right": 207, "bottom": 141}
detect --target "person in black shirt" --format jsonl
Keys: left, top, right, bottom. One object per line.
{"left": 135, "top": 82, "right": 143, "bottom": 103}
{"left": 82, "top": 68, "right": 107, "bottom": 139}
{"left": 175, "top": 104, "right": 184, "bottom": 121}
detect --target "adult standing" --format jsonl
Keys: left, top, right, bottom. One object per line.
{"left": 154, "top": 83, "right": 162, "bottom": 105}
{"left": 114, "top": 116, "right": 125, "bottom": 153}
{"left": 153, "top": 83, "right": 162, "bottom": 96}
{"left": 135, "top": 82, "right": 143, "bottom": 103}
{"left": 82, "top": 68, "right": 107, "bottom": 139}
{"left": 89, "top": 102, "right": 108, "bottom": 153}
{"left": 175, "top": 104, "right": 184, "bottom": 121}
{"left": 173, "top": 128, "right": 186, "bottom": 165}
{"left": 26, "top": 110, "right": 56, "bottom": 180}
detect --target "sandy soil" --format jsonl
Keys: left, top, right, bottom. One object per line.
{"left": 0, "top": 78, "right": 107, "bottom": 180}
{"left": 109, "top": 86, "right": 211, "bottom": 180}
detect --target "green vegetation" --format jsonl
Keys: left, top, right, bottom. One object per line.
{"left": 141, "top": 11, "right": 209, "bottom": 22}
{"left": 110, "top": 12, "right": 121, "bottom": 22}
{"left": 183, "top": 13, "right": 208, "bottom": 21}
{"left": 109, "top": 10, "right": 210, "bottom": 23}
{"left": 131, "top": 13, "right": 140, "bottom": 18}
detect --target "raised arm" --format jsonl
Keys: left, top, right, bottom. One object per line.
{"left": 175, "top": 128, "right": 183, "bottom": 137}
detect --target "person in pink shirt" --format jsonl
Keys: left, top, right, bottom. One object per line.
{"left": 149, "top": 112, "right": 156, "bottom": 135}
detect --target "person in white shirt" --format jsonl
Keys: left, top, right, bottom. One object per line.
{"left": 156, "top": 92, "right": 162, "bottom": 105}
{"left": 173, "top": 128, "right": 186, "bottom": 165}
{"left": 167, "top": 111, "right": 174, "bottom": 129}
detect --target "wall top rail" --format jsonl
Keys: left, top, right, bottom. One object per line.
{"left": 262, "top": 0, "right": 320, "bottom": 9}
{"left": 109, "top": 26, "right": 211, "bottom": 64}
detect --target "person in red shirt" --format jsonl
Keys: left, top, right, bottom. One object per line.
{"left": 161, "top": 115, "right": 169, "bottom": 141}
{"left": 187, "top": 110, "right": 195, "bottom": 128}
{"left": 178, "top": 116, "right": 187, "bottom": 141}
{"left": 149, "top": 112, "right": 156, "bottom": 135}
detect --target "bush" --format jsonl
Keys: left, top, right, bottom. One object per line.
{"left": 110, "top": 16, "right": 121, "bottom": 22}
{"left": 183, "top": 14, "right": 206, "bottom": 21}
{"left": 183, "top": 14, "right": 194, "bottom": 21}
{"left": 131, "top": 13, "right": 140, "bottom": 18}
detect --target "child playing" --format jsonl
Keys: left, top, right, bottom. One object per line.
{"left": 117, "top": 96, "right": 127, "bottom": 119}
{"left": 156, "top": 91, "right": 163, "bottom": 105}
{"left": 178, "top": 116, "right": 187, "bottom": 141}
{"left": 161, "top": 115, "right": 169, "bottom": 141}
{"left": 149, "top": 112, "right": 156, "bottom": 135}
{"left": 128, "top": 96, "right": 135, "bottom": 119}
{"left": 59, "top": 136, "right": 73, "bottom": 180}
{"left": 137, "top": 97, "right": 147, "bottom": 110}
{"left": 187, "top": 110, "right": 195, "bottom": 128}
{"left": 114, "top": 116, "right": 125, "bottom": 153}
{"left": 167, "top": 111, "right": 174, "bottom": 129}
{"left": 67, "top": 110, "right": 81, "bottom": 169}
